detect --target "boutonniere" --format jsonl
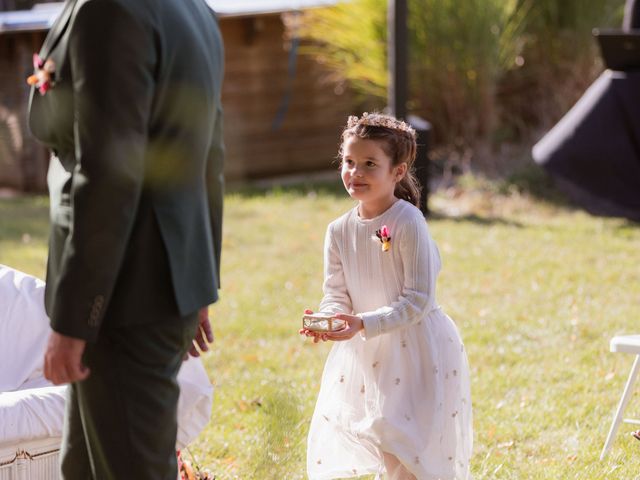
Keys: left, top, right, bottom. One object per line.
{"left": 373, "top": 225, "right": 391, "bottom": 252}
{"left": 26, "top": 53, "right": 56, "bottom": 95}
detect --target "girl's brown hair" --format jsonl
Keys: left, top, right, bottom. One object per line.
{"left": 339, "top": 112, "right": 421, "bottom": 208}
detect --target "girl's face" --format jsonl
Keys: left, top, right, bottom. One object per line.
{"left": 341, "top": 136, "right": 406, "bottom": 216}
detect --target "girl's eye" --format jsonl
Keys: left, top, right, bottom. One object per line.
{"left": 366, "top": 161, "right": 376, "bottom": 167}
{"left": 343, "top": 159, "right": 354, "bottom": 166}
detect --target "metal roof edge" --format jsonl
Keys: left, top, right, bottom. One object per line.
{"left": 0, "top": 0, "right": 343, "bottom": 34}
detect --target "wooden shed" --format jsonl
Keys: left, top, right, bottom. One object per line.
{"left": 0, "top": 0, "right": 353, "bottom": 191}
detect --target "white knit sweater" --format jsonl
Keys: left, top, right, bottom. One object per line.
{"left": 319, "top": 199, "right": 441, "bottom": 339}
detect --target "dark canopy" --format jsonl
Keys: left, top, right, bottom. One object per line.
{"left": 532, "top": 71, "right": 640, "bottom": 221}
{"left": 532, "top": 0, "right": 640, "bottom": 222}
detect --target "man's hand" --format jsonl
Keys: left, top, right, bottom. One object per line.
{"left": 44, "top": 331, "right": 90, "bottom": 385}
{"left": 189, "top": 307, "right": 214, "bottom": 357}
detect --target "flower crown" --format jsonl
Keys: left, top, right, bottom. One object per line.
{"left": 347, "top": 112, "right": 416, "bottom": 138}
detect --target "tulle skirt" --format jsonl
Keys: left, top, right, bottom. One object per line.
{"left": 307, "top": 309, "right": 472, "bottom": 480}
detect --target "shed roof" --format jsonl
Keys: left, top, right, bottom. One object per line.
{"left": 210, "top": 0, "right": 340, "bottom": 17}
{"left": 0, "top": 3, "right": 61, "bottom": 32}
{"left": 0, "top": 0, "right": 341, "bottom": 33}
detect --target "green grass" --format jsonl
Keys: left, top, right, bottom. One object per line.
{"left": 1, "top": 179, "right": 639, "bottom": 479}
{"left": 0, "top": 195, "right": 50, "bottom": 277}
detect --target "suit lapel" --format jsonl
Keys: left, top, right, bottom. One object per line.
{"left": 39, "top": 0, "right": 78, "bottom": 59}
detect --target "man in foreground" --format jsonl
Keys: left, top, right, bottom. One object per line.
{"left": 27, "top": 0, "right": 224, "bottom": 477}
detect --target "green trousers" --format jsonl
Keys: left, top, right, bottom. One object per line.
{"left": 59, "top": 312, "right": 199, "bottom": 479}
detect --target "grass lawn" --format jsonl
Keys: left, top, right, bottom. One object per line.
{"left": 1, "top": 176, "right": 639, "bottom": 479}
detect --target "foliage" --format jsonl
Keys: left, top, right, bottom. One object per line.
{"left": 0, "top": 195, "right": 49, "bottom": 277}
{"left": 2, "top": 185, "right": 640, "bottom": 479}
{"left": 295, "top": 0, "right": 626, "bottom": 148}
{"left": 295, "top": 0, "right": 388, "bottom": 99}
{"left": 407, "top": 0, "right": 530, "bottom": 144}
{"left": 497, "top": 0, "right": 625, "bottom": 137}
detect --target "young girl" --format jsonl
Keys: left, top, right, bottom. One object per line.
{"left": 301, "top": 113, "right": 472, "bottom": 480}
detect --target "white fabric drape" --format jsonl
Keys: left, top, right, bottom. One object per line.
{"left": 0, "top": 265, "right": 213, "bottom": 448}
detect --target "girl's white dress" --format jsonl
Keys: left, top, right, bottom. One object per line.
{"left": 307, "top": 200, "right": 472, "bottom": 480}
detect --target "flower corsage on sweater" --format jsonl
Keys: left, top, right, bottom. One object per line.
{"left": 373, "top": 225, "right": 391, "bottom": 252}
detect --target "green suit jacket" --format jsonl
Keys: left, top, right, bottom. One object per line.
{"left": 28, "top": 0, "right": 224, "bottom": 342}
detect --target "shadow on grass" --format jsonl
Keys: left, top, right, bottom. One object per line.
{"left": 614, "top": 220, "right": 640, "bottom": 232}
{"left": 504, "top": 164, "right": 640, "bottom": 228}
{"left": 228, "top": 173, "right": 530, "bottom": 227}
{"left": 428, "top": 147, "right": 572, "bottom": 208}
{"left": 427, "top": 211, "right": 525, "bottom": 228}
{"left": 497, "top": 163, "right": 569, "bottom": 204}
{"left": 227, "top": 177, "right": 345, "bottom": 199}
{"left": 229, "top": 162, "right": 567, "bottom": 201}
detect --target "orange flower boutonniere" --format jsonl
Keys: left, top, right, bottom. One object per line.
{"left": 26, "top": 53, "right": 56, "bottom": 95}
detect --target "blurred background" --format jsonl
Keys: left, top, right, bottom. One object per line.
{"left": 3, "top": 3, "right": 640, "bottom": 479}
{"left": 0, "top": 0, "right": 627, "bottom": 192}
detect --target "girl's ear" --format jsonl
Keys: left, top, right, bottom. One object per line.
{"left": 394, "top": 162, "right": 408, "bottom": 182}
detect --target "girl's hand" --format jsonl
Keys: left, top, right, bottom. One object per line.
{"left": 325, "top": 313, "right": 363, "bottom": 341}
{"left": 299, "top": 309, "right": 329, "bottom": 343}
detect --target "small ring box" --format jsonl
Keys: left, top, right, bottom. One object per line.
{"left": 302, "top": 313, "right": 346, "bottom": 332}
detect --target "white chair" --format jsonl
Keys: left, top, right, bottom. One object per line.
{"left": 601, "top": 335, "right": 640, "bottom": 459}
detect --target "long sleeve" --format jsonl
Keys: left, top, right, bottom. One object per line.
{"left": 49, "top": 1, "right": 155, "bottom": 341}
{"left": 360, "top": 215, "right": 434, "bottom": 339}
{"left": 318, "top": 224, "right": 353, "bottom": 315}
